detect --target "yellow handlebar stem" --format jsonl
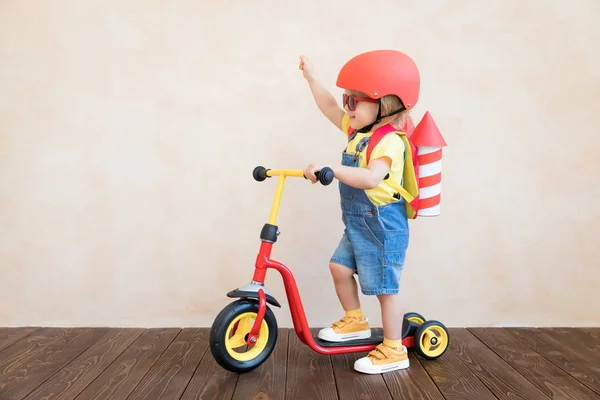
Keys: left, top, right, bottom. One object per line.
{"left": 266, "top": 170, "right": 305, "bottom": 225}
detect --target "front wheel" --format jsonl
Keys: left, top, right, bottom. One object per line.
{"left": 210, "top": 299, "right": 278, "bottom": 373}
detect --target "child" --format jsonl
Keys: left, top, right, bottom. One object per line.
{"left": 299, "top": 50, "right": 419, "bottom": 374}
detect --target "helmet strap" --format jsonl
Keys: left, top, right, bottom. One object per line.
{"left": 356, "top": 99, "right": 406, "bottom": 133}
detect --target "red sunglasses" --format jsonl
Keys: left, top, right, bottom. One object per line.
{"left": 342, "top": 94, "right": 378, "bottom": 111}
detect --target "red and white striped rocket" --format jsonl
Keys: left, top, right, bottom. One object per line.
{"left": 409, "top": 112, "right": 447, "bottom": 216}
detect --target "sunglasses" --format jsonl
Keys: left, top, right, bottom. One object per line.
{"left": 342, "top": 94, "right": 378, "bottom": 111}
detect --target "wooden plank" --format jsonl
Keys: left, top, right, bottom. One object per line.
{"left": 382, "top": 351, "right": 445, "bottom": 400}
{"left": 0, "top": 328, "right": 74, "bottom": 365}
{"left": 0, "top": 328, "right": 40, "bottom": 352}
{"left": 470, "top": 328, "right": 600, "bottom": 400}
{"left": 582, "top": 328, "right": 600, "bottom": 343}
{"left": 285, "top": 328, "right": 338, "bottom": 400}
{"left": 418, "top": 338, "right": 497, "bottom": 400}
{"left": 23, "top": 328, "right": 144, "bottom": 400}
{"left": 506, "top": 328, "right": 600, "bottom": 396}
{"left": 449, "top": 328, "right": 549, "bottom": 400}
{"left": 126, "top": 328, "right": 209, "bottom": 400}
{"left": 539, "top": 328, "right": 600, "bottom": 357}
{"left": 0, "top": 328, "right": 108, "bottom": 399}
{"left": 74, "top": 328, "right": 180, "bottom": 400}
{"left": 331, "top": 348, "right": 392, "bottom": 400}
{"left": 230, "top": 328, "right": 289, "bottom": 400}
{"left": 179, "top": 340, "right": 237, "bottom": 399}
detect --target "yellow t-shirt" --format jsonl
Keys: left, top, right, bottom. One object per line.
{"left": 341, "top": 114, "right": 406, "bottom": 207}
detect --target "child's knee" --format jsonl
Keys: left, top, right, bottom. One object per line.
{"left": 329, "top": 262, "right": 355, "bottom": 280}
{"left": 376, "top": 293, "right": 400, "bottom": 304}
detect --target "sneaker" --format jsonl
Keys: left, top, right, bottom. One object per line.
{"left": 354, "top": 344, "right": 410, "bottom": 374}
{"left": 317, "top": 315, "right": 371, "bottom": 342}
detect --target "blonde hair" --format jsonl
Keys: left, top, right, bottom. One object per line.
{"left": 380, "top": 94, "right": 413, "bottom": 132}
{"left": 349, "top": 90, "right": 413, "bottom": 132}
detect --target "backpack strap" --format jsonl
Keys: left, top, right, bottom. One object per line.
{"left": 365, "top": 124, "right": 398, "bottom": 165}
{"left": 347, "top": 126, "right": 357, "bottom": 142}
{"left": 366, "top": 124, "right": 412, "bottom": 200}
{"left": 365, "top": 124, "right": 420, "bottom": 218}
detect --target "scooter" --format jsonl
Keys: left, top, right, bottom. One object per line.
{"left": 210, "top": 166, "right": 449, "bottom": 373}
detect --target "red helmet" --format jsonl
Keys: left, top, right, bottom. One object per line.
{"left": 336, "top": 50, "right": 420, "bottom": 110}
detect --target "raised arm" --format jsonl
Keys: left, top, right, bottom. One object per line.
{"left": 299, "top": 55, "right": 345, "bottom": 131}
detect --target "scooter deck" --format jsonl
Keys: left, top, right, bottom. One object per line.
{"left": 313, "top": 329, "right": 384, "bottom": 348}
{"left": 312, "top": 320, "right": 420, "bottom": 348}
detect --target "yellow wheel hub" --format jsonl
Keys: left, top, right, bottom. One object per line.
{"left": 419, "top": 325, "right": 448, "bottom": 358}
{"left": 408, "top": 316, "right": 425, "bottom": 325}
{"left": 224, "top": 312, "right": 269, "bottom": 362}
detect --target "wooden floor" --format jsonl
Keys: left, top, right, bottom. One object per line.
{"left": 0, "top": 327, "right": 599, "bottom": 400}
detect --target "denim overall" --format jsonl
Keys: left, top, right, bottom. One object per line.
{"left": 329, "top": 135, "right": 410, "bottom": 296}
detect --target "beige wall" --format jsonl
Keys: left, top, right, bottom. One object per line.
{"left": 1, "top": 0, "right": 599, "bottom": 328}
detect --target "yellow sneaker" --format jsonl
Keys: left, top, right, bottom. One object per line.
{"left": 317, "top": 315, "right": 371, "bottom": 342}
{"left": 354, "top": 344, "right": 410, "bottom": 374}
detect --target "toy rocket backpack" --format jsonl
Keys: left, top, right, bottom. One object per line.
{"left": 337, "top": 50, "right": 448, "bottom": 218}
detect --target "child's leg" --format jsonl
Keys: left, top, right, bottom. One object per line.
{"left": 317, "top": 262, "right": 371, "bottom": 342}
{"left": 353, "top": 293, "right": 408, "bottom": 374}
{"left": 378, "top": 293, "right": 404, "bottom": 348}
{"left": 329, "top": 262, "right": 360, "bottom": 311}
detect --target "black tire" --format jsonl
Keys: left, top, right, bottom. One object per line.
{"left": 404, "top": 312, "right": 426, "bottom": 324}
{"left": 414, "top": 320, "right": 450, "bottom": 360}
{"left": 210, "top": 299, "right": 278, "bottom": 373}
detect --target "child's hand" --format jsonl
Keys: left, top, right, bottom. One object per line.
{"left": 299, "top": 55, "right": 314, "bottom": 81}
{"left": 304, "top": 163, "right": 324, "bottom": 184}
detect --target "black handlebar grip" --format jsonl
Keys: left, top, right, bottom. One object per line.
{"left": 315, "top": 167, "right": 335, "bottom": 185}
{"left": 253, "top": 166, "right": 269, "bottom": 182}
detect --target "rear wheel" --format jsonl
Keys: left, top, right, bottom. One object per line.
{"left": 404, "top": 312, "right": 426, "bottom": 325}
{"left": 210, "top": 299, "right": 278, "bottom": 373}
{"left": 414, "top": 320, "right": 449, "bottom": 360}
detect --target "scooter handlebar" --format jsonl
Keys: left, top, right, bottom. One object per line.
{"left": 253, "top": 166, "right": 269, "bottom": 182}
{"left": 253, "top": 166, "right": 335, "bottom": 186}
{"left": 313, "top": 167, "right": 335, "bottom": 185}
